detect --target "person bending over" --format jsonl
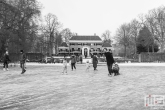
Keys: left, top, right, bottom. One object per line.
{"left": 104, "top": 49, "right": 114, "bottom": 76}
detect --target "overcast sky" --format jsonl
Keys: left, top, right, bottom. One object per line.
{"left": 39, "top": 0, "right": 165, "bottom": 36}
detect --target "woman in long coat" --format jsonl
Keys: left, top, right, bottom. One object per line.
{"left": 92, "top": 55, "right": 98, "bottom": 70}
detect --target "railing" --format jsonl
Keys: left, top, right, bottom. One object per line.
{"left": 140, "top": 52, "right": 165, "bottom": 62}
{"left": 58, "top": 51, "right": 69, "bottom": 53}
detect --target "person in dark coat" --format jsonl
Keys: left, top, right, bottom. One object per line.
{"left": 84, "top": 51, "right": 87, "bottom": 58}
{"left": 3, "top": 51, "right": 10, "bottom": 71}
{"left": 71, "top": 55, "right": 76, "bottom": 71}
{"left": 104, "top": 49, "right": 115, "bottom": 76}
{"left": 79, "top": 55, "right": 83, "bottom": 64}
{"left": 92, "top": 55, "right": 98, "bottom": 70}
{"left": 20, "top": 50, "right": 26, "bottom": 74}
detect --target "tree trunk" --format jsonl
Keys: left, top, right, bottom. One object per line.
{"left": 152, "top": 45, "right": 154, "bottom": 53}
{"left": 134, "top": 45, "right": 137, "bottom": 55}
{"left": 135, "top": 35, "right": 137, "bottom": 55}
{"left": 147, "top": 46, "right": 149, "bottom": 53}
{"left": 49, "top": 41, "right": 52, "bottom": 56}
{"left": 55, "top": 44, "right": 58, "bottom": 55}
{"left": 0, "top": 40, "right": 6, "bottom": 56}
{"left": 160, "top": 30, "right": 164, "bottom": 52}
{"left": 160, "top": 42, "right": 164, "bottom": 53}
{"left": 124, "top": 45, "right": 127, "bottom": 59}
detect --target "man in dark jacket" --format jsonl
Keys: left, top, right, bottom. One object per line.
{"left": 79, "top": 55, "right": 83, "bottom": 64}
{"left": 92, "top": 55, "right": 98, "bottom": 70}
{"left": 104, "top": 49, "right": 114, "bottom": 76}
{"left": 20, "top": 50, "right": 26, "bottom": 74}
{"left": 3, "top": 51, "right": 10, "bottom": 71}
{"left": 71, "top": 55, "right": 76, "bottom": 71}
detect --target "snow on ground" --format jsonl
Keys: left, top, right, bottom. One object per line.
{"left": 0, "top": 64, "right": 165, "bottom": 110}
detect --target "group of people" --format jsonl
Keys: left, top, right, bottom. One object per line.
{"left": 2, "top": 48, "right": 117, "bottom": 76}
{"left": 62, "top": 48, "right": 116, "bottom": 76}
{"left": 62, "top": 55, "right": 77, "bottom": 74}
{"left": 2, "top": 50, "right": 27, "bottom": 74}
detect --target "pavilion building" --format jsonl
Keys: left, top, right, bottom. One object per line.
{"left": 58, "top": 35, "right": 113, "bottom": 58}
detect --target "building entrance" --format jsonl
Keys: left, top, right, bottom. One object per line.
{"left": 82, "top": 46, "right": 90, "bottom": 58}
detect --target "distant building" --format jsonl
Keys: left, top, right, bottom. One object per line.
{"left": 58, "top": 35, "right": 113, "bottom": 57}
{"left": 58, "top": 42, "right": 69, "bottom": 55}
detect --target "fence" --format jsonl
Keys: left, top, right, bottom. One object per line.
{"left": 139, "top": 52, "right": 165, "bottom": 62}
{"left": 8, "top": 53, "right": 44, "bottom": 63}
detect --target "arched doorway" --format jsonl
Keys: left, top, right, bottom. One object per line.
{"left": 82, "top": 46, "right": 90, "bottom": 58}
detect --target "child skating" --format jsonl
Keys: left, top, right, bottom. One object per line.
{"left": 85, "top": 60, "right": 90, "bottom": 72}
{"left": 62, "top": 58, "right": 67, "bottom": 75}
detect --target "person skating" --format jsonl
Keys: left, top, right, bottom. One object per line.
{"left": 62, "top": 58, "right": 67, "bottom": 75}
{"left": 20, "top": 50, "right": 26, "bottom": 74}
{"left": 80, "top": 55, "right": 83, "bottom": 64}
{"left": 92, "top": 55, "right": 98, "bottom": 71}
{"left": 85, "top": 60, "right": 90, "bottom": 71}
{"left": 3, "top": 51, "right": 11, "bottom": 71}
{"left": 103, "top": 49, "right": 115, "bottom": 76}
{"left": 71, "top": 55, "right": 76, "bottom": 71}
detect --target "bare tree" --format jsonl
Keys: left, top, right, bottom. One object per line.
{"left": 138, "top": 14, "right": 146, "bottom": 26}
{"left": 145, "top": 12, "right": 158, "bottom": 52}
{"left": 54, "top": 33, "right": 62, "bottom": 55}
{"left": 101, "top": 30, "right": 112, "bottom": 44}
{"left": 150, "top": 6, "right": 165, "bottom": 52}
{"left": 0, "top": 0, "right": 41, "bottom": 54}
{"left": 41, "top": 13, "right": 61, "bottom": 56}
{"left": 143, "top": 6, "right": 165, "bottom": 52}
{"left": 61, "top": 28, "right": 72, "bottom": 45}
{"left": 115, "top": 23, "right": 132, "bottom": 58}
{"left": 114, "top": 5, "right": 165, "bottom": 56}
{"left": 129, "top": 19, "right": 141, "bottom": 54}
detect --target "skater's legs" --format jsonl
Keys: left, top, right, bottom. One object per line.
{"left": 73, "top": 63, "right": 76, "bottom": 69}
{"left": 20, "top": 62, "right": 26, "bottom": 73}
{"left": 107, "top": 64, "right": 112, "bottom": 75}
{"left": 71, "top": 63, "right": 74, "bottom": 70}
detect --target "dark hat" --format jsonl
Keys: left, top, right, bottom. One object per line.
{"left": 20, "top": 50, "right": 24, "bottom": 52}
{"left": 109, "top": 49, "right": 112, "bottom": 52}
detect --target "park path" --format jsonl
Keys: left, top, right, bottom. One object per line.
{"left": 0, "top": 64, "right": 165, "bottom": 110}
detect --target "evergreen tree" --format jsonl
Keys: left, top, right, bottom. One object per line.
{"left": 137, "top": 26, "right": 159, "bottom": 53}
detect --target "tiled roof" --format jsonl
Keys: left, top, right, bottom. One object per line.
{"left": 70, "top": 36, "right": 102, "bottom": 41}
{"left": 60, "top": 42, "right": 68, "bottom": 47}
{"left": 102, "top": 42, "right": 112, "bottom": 47}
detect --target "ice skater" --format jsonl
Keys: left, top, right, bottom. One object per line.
{"left": 103, "top": 49, "right": 114, "bottom": 76}
{"left": 71, "top": 55, "right": 76, "bottom": 71}
{"left": 79, "top": 55, "right": 83, "bottom": 64}
{"left": 62, "top": 58, "right": 67, "bottom": 74}
{"left": 85, "top": 60, "right": 90, "bottom": 72}
{"left": 3, "top": 51, "right": 11, "bottom": 71}
{"left": 112, "top": 62, "right": 120, "bottom": 76}
{"left": 92, "top": 55, "right": 98, "bottom": 71}
{"left": 20, "top": 50, "right": 27, "bottom": 74}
